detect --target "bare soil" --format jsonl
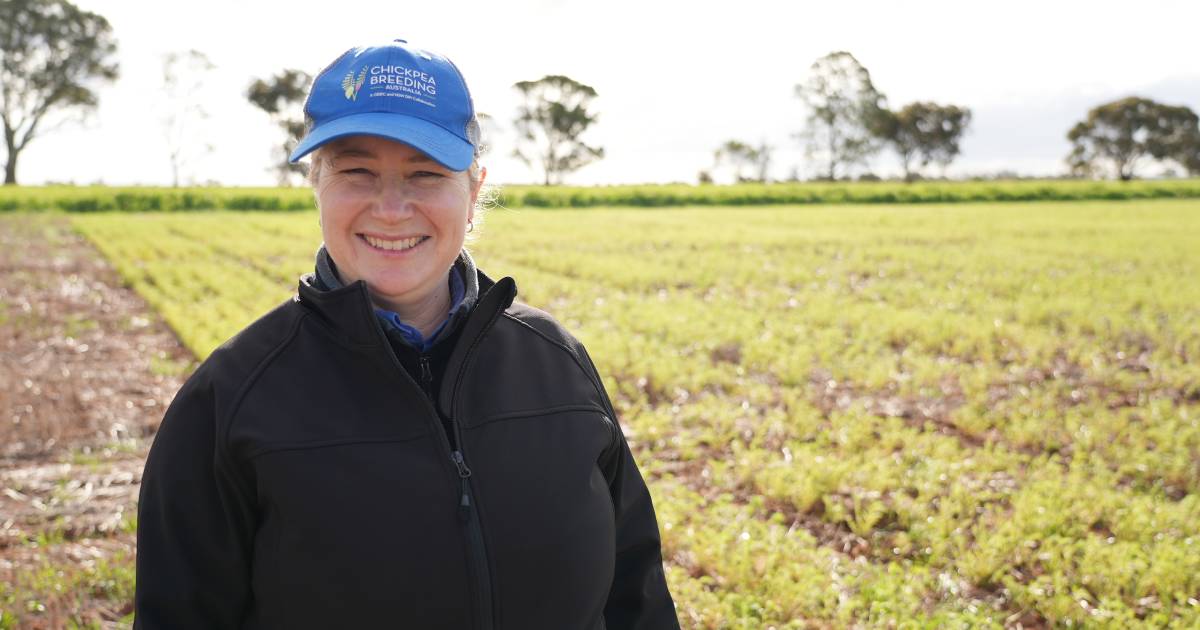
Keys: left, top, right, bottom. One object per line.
{"left": 0, "top": 214, "right": 193, "bottom": 627}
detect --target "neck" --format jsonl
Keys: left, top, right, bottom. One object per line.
{"left": 373, "top": 282, "right": 452, "bottom": 339}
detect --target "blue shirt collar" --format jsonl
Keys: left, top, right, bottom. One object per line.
{"left": 373, "top": 266, "right": 467, "bottom": 353}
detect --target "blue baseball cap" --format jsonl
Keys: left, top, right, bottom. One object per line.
{"left": 289, "top": 39, "right": 480, "bottom": 171}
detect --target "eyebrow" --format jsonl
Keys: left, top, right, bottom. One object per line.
{"left": 326, "top": 146, "right": 440, "bottom": 168}
{"left": 326, "top": 149, "right": 373, "bottom": 168}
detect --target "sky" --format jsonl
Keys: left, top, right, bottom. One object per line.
{"left": 10, "top": 0, "right": 1200, "bottom": 186}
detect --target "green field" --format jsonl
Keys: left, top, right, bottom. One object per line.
{"left": 59, "top": 200, "right": 1200, "bottom": 626}
{"left": 4, "top": 178, "right": 1200, "bottom": 213}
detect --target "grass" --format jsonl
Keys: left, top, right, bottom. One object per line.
{"left": 4, "top": 179, "right": 1200, "bottom": 213}
{"left": 56, "top": 199, "right": 1200, "bottom": 626}
{"left": 0, "top": 551, "right": 136, "bottom": 629}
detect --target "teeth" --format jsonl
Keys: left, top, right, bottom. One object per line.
{"left": 364, "top": 235, "right": 424, "bottom": 251}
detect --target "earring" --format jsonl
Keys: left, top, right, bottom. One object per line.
{"left": 467, "top": 220, "right": 475, "bottom": 233}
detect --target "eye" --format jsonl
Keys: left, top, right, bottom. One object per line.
{"left": 413, "top": 170, "right": 445, "bottom": 178}
{"left": 340, "top": 167, "right": 374, "bottom": 176}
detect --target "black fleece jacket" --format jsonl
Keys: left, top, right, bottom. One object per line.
{"left": 133, "top": 263, "right": 680, "bottom": 630}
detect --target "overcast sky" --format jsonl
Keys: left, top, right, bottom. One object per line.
{"left": 12, "top": 0, "right": 1200, "bottom": 186}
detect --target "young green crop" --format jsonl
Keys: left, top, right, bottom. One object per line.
{"left": 69, "top": 200, "right": 1200, "bottom": 627}
{"left": 6, "top": 179, "right": 1200, "bottom": 213}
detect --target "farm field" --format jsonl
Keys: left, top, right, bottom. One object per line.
{"left": 0, "top": 215, "right": 193, "bottom": 629}
{"left": 3, "top": 178, "right": 1200, "bottom": 213}
{"left": 4, "top": 199, "right": 1198, "bottom": 627}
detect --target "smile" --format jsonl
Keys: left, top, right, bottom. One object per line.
{"left": 361, "top": 234, "right": 429, "bottom": 252}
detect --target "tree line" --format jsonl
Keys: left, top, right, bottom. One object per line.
{"left": 3, "top": 0, "right": 1200, "bottom": 186}
{"left": 705, "top": 51, "right": 1200, "bottom": 184}
{"left": 705, "top": 52, "right": 971, "bottom": 184}
{"left": 0, "top": 0, "right": 605, "bottom": 187}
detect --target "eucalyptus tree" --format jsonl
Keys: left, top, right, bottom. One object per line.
{"left": 512, "top": 75, "right": 603, "bottom": 186}
{"left": 0, "top": 0, "right": 118, "bottom": 184}
{"left": 1067, "top": 97, "right": 1200, "bottom": 180}
{"left": 246, "top": 69, "right": 311, "bottom": 185}
{"left": 794, "top": 51, "right": 888, "bottom": 181}
{"left": 879, "top": 102, "right": 972, "bottom": 181}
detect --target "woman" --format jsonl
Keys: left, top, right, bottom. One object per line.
{"left": 134, "top": 39, "right": 680, "bottom": 629}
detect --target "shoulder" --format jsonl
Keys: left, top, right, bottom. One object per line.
{"left": 457, "top": 299, "right": 616, "bottom": 423}
{"left": 206, "top": 298, "right": 306, "bottom": 376}
{"left": 498, "top": 300, "right": 600, "bottom": 368}
{"left": 496, "top": 300, "right": 609, "bottom": 389}
{"left": 501, "top": 301, "right": 582, "bottom": 348}
{"left": 176, "top": 298, "right": 308, "bottom": 414}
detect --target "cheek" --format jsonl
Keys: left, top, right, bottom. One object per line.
{"left": 431, "top": 189, "right": 473, "bottom": 229}
{"left": 317, "top": 189, "right": 353, "bottom": 226}
{"left": 317, "top": 202, "right": 355, "bottom": 250}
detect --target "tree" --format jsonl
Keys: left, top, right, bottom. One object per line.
{"left": 162, "top": 49, "right": 214, "bottom": 187}
{"left": 1162, "top": 113, "right": 1200, "bottom": 177}
{"left": 794, "top": 51, "right": 887, "bottom": 181}
{"left": 879, "top": 102, "right": 972, "bottom": 181}
{"left": 247, "top": 69, "right": 311, "bottom": 186}
{"left": 0, "top": 0, "right": 118, "bottom": 185}
{"left": 1181, "top": 146, "right": 1200, "bottom": 177}
{"left": 753, "top": 140, "right": 772, "bottom": 183}
{"left": 713, "top": 140, "right": 772, "bottom": 183}
{"left": 512, "top": 75, "right": 603, "bottom": 185}
{"left": 1067, "top": 97, "right": 1200, "bottom": 180}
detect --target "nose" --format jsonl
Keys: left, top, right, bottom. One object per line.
{"left": 374, "top": 179, "right": 416, "bottom": 221}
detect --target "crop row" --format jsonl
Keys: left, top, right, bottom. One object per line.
{"left": 7, "top": 178, "right": 1200, "bottom": 213}
{"left": 70, "top": 200, "right": 1200, "bottom": 627}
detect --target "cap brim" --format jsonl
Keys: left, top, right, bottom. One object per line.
{"left": 288, "top": 112, "right": 474, "bottom": 171}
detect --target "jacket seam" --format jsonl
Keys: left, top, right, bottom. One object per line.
{"left": 498, "top": 312, "right": 610, "bottom": 406}
{"left": 464, "top": 403, "right": 609, "bottom": 430}
{"left": 246, "top": 433, "right": 432, "bottom": 460}
{"left": 498, "top": 312, "right": 623, "bottom": 470}
{"left": 575, "top": 345, "right": 624, "bottom": 474}
{"left": 221, "top": 308, "right": 311, "bottom": 457}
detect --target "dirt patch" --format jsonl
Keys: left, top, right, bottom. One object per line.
{"left": 0, "top": 215, "right": 192, "bottom": 461}
{"left": 0, "top": 214, "right": 193, "bottom": 626}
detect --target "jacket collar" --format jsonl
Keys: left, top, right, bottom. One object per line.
{"left": 296, "top": 255, "right": 515, "bottom": 352}
{"left": 313, "top": 245, "right": 482, "bottom": 315}
{"left": 435, "top": 271, "right": 515, "bottom": 416}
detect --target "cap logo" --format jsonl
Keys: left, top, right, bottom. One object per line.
{"left": 341, "top": 66, "right": 367, "bottom": 101}
{"left": 366, "top": 64, "right": 439, "bottom": 108}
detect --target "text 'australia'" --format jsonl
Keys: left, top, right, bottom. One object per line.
{"left": 369, "top": 65, "right": 438, "bottom": 96}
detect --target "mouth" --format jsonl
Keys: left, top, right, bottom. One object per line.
{"left": 360, "top": 234, "right": 430, "bottom": 253}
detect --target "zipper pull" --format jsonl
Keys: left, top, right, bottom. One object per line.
{"left": 452, "top": 451, "right": 473, "bottom": 523}
{"left": 419, "top": 356, "right": 434, "bottom": 397}
{"left": 450, "top": 450, "right": 472, "bottom": 478}
{"left": 458, "top": 478, "right": 472, "bottom": 523}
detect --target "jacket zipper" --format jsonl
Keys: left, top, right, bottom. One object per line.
{"left": 364, "top": 280, "right": 513, "bottom": 630}
{"left": 439, "top": 289, "right": 514, "bottom": 630}
{"left": 451, "top": 448, "right": 493, "bottom": 630}
{"left": 420, "top": 345, "right": 496, "bottom": 630}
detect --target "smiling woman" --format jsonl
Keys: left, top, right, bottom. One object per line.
{"left": 132, "top": 39, "right": 680, "bottom": 630}
{"left": 313, "top": 136, "right": 483, "bottom": 336}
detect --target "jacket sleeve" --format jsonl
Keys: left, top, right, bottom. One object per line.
{"left": 134, "top": 369, "right": 256, "bottom": 629}
{"left": 601, "top": 424, "right": 682, "bottom": 630}
{"left": 579, "top": 347, "right": 681, "bottom": 630}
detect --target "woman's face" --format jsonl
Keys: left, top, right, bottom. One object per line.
{"left": 315, "top": 135, "right": 483, "bottom": 313}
